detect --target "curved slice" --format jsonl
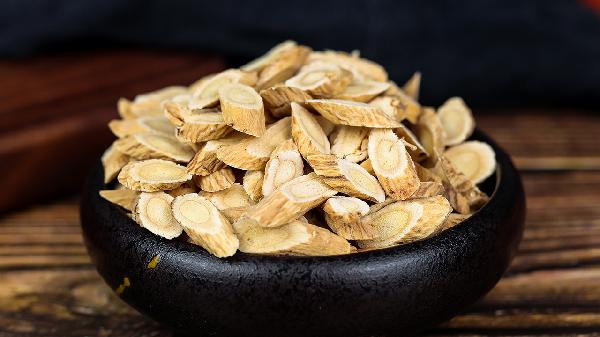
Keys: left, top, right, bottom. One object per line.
{"left": 433, "top": 156, "right": 490, "bottom": 214}
{"left": 193, "top": 167, "right": 235, "bottom": 192}
{"left": 315, "top": 115, "right": 336, "bottom": 136}
{"left": 108, "top": 116, "right": 175, "bottom": 138}
{"left": 119, "top": 86, "right": 188, "bottom": 119}
{"left": 114, "top": 132, "right": 195, "bottom": 163}
{"left": 243, "top": 170, "right": 264, "bottom": 202}
{"left": 322, "top": 196, "right": 373, "bottom": 240}
{"left": 307, "top": 99, "right": 401, "bottom": 128}
{"left": 307, "top": 154, "right": 385, "bottom": 203}
{"left": 383, "top": 84, "right": 422, "bottom": 124}
{"left": 101, "top": 145, "right": 130, "bottom": 183}
{"left": 394, "top": 124, "right": 429, "bottom": 162}
{"left": 99, "top": 189, "right": 139, "bottom": 212}
{"left": 241, "top": 40, "right": 298, "bottom": 72}
{"left": 134, "top": 192, "right": 183, "bottom": 239}
{"left": 285, "top": 62, "right": 352, "bottom": 97}
{"left": 291, "top": 103, "right": 330, "bottom": 159}
{"left": 219, "top": 83, "right": 266, "bottom": 137}
{"left": 260, "top": 85, "right": 312, "bottom": 117}
{"left": 329, "top": 126, "right": 369, "bottom": 163}
{"left": 200, "top": 184, "right": 254, "bottom": 210}
{"left": 444, "top": 141, "right": 496, "bottom": 184}
{"left": 255, "top": 45, "right": 311, "bottom": 90}
{"left": 189, "top": 69, "right": 257, "bottom": 110}
{"left": 368, "top": 129, "right": 420, "bottom": 200}
{"left": 262, "top": 140, "right": 304, "bottom": 197}
{"left": 118, "top": 159, "right": 191, "bottom": 192}
{"left": 416, "top": 108, "right": 447, "bottom": 164}
{"left": 307, "top": 50, "right": 388, "bottom": 82}
{"left": 164, "top": 102, "right": 232, "bottom": 142}
{"left": 187, "top": 136, "right": 241, "bottom": 176}
{"left": 437, "top": 97, "right": 475, "bottom": 145}
{"left": 336, "top": 80, "right": 390, "bottom": 102}
{"left": 401, "top": 71, "right": 421, "bottom": 101}
{"left": 439, "top": 213, "right": 471, "bottom": 232}
{"left": 172, "top": 194, "right": 239, "bottom": 258}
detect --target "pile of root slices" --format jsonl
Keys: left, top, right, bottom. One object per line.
{"left": 100, "top": 41, "right": 497, "bottom": 258}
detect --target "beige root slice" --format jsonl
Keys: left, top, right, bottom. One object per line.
{"left": 322, "top": 196, "right": 374, "bottom": 240}
{"left": 307, "top": 50, "right": 388, "bottom": 82}
{"left": 99, "top": 189, "right": 139, "bottom": 212}
{"left": 285, "top": 61, "right": 352, "bottom": 97}
{"left": 218, "top": 83, "right": 266, "bottom": 137}
{"left": 444, "top": 141, "right": 496, "bottom": 184}
{"left": 244, "top": 173, "right": 337, "bottom": 228}
{"left": 101, "top": 145, "right": 130, "bottom": 183}
{"left": 384, "top": 84, "right": 422, "bottom": 124}
{"left": 402, "top": 71, "right": 421, "bottom": 101}
{"left": 242, "top": 170, "right": 264, "bottom": 202}
{"left": 439, "top": 213, "right": 472, "bottom": 232}
{"left": 434, "top": 156, "right": 490, "bottom": 214}
{"left": 262, "top": 140, "right": 304, "bottom": 197}
{"left": 187, "top": 136, "right": 241, "bottom": 176}
{"left": 108, "top": 116, "right": 175, "bottom": 138}
{"left": 307, "top": 99, "right": 401, "bottom": 128}
{"left": 171, "top": 193, "right": 239, "bottom": 257}
{"left": 118, "top": 86, "right": 188, "bottom": 119}
{"left": 291, "top": 103, "right": 331, "bottom": 159}
{"left": 163, "top": 102, "right": 232, "bottom": 142}
{"left": 200, "top": 183, "right": 253, "bottom": 208}
{"left": 315, "top": 115, "right": 336, "bottom": 136}
{"left": 241, "top": 40, "right": 299, "bottom": 72}
{"left": 216, "top": 117, "right": 291, "bottom": 170}
{"left": 368, "top": 129, "right": 420, "bottom": 200}
{"left": 394, "top": 124, "right": 429, "bottom": 162}
{"left": 193, "top": 167, "right": 235, "bottom": 192}
{"left": 409, "top": 181, "right": 444, "bottom": 199}
{"left": 336, "top": 80, "right": 390, "bottom": 102}
{"left": 118, "top": 159, "right": 191, "bottom": 192}
{"left": 368, "top": 96, "right": 408, "bottom": 123}
{"left": 255, "top": 45, "right": 311, "bottom": 90}
{"left": 416, "top": 107, "right": 447, "bottom": 165}
{"left": 133, "top": 192, "right": 183, "bottom": 239}
{"left": 260, "top": 85, "right": 312, "bottom": 117}
{"left": 356, "top": 195, "right": 452, "bottom": 249}
{"left": 166, "top": 183, "right": 197, "bottom": 198}
{"left": 360, "top": 158, "right": 374, "bottom": 175}
{"left": 113, "top": 132, "right": 195, "bottom": 163}
{"left": 307, "top": 154, "right": 385, "bottom": 202}
{"left": 233, "top": 218, "right": 353, "bottom": 256}
{"left": 329, "top": 126, "right": 369, "bottom": 163}
{"left": 414, "top": 162, "right": 442, "bottom": 183}
{"left": 189, "top": 69, "right": 257, "bottom": 110}
{"left": 437, "top": 97, "right": 475, "bottom": 145}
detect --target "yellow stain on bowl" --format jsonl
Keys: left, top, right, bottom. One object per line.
{"left": 115, "top": 277, "right": 131, "bottom": 295}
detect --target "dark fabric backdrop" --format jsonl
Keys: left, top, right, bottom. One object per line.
{"left": 1, "top": 0, "right": 599, "bottom": 108}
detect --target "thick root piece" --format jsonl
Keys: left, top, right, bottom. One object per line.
{"left": 189, "top": 69, "right": 257, "bottom": 110}
{"left": 434, "top": 156, "right": 490, "bottom": 214}
{"left": 200, "top": 183, "right": 254, "bottom": 210}
{"left": 437, "top": 97, "right": 475, "bottom": 145}
{"left": 172, "top": 194, "right": 239, "bottom": 257}
{"left": 262, "top": 140, "right": 304, "bottom": 197}
{"left": 291, "top": 103, "right": 331, "bottom": 159}
{"left": 368, "top": 96, "right": 407, "bottom": 123}
{"left": 118, "top": 86, "right": 188, "bottom": 119}
{"left": 307, "top": 154, "right": 385, "bottom": 202}
{"left": 368, "top": 129, "right": 420, "bottom": 200}
{"left": 113, "top": 132, "right": 195, "bottom": 163}
{"left": 243, "top": 170, "right": 264, "bottom": 202}
{"left": 234, "top": 218, "right": 353, "bottom": 256}
{"left": 322, "top": 196, "right": 373, "bottom": 240}
{"left": 315, "top": 115, "right": 336, "bottom": 136}
{"left": 308, "top": 50, "right": 388, "bottom": 82}
{"left": 163, "top": 102, "right": 232, "bottom": 142}
{"left": 217, "top": 117, "right": 291, "bottom": 170}
{"left": 360, "top": 158, "right": 374, "bottom": 175}
{"left": 134, "top": 192, "right": 183, "bottom": 239}
{"left": 219, "top": 83, "right": 266, "bottom": 137}
{"left": 187, "top": 137, "right": 241, "bottom": 176}
{"left": 384, "top": 84, "right": 422, "bottom": 124}
{"left": 356, "top": 195, "right": 452, "bottom": 249}
{"left": 241, "top": 40, "right": 298, "bottom": 72}
{"left": 394, "top": 124, "right": 429, "bottom": 162}
{"left": 402, "top": 71, "right": 421, "bottom": 101}
{"left": 410, "top": 181, "right": 444, "bottom": 199}
{"left": 99, "top": 189, "right": 139, "bottom": 211}
{"left": 194, "top": 167, "right": 235, "bottom": 192}
{"left": 307, "top": 99, "right": 401, "bottom": 128}
{"left": 244, "top": 173, "right": 337, "bottom": 228}
{"left": 101, "top": 145, "right": 130, "bottom": 183}
{"left": 260, "top": 85, "right": 312, "bottom": 117}
{"left": 256, "top": 45, "right": 311, "bottom": 90}
{"left": 439, "top": 213, "right": 471, "bottom": 232}
{"left": 416, "top": 108, "right": 447, "bottom": 164}
{"left": 166, "top": 183, "right": 197, "bottom": 198}
{"left": 118, "top": 159, "right": 191, "bottom": 192}
{"left": 444, "top": 141, "right": 496, "bottom": 184}
{"left": 109, "top": 116, "right": 175, "bottom": 138}
{"left": 285, "top": 61, "right": 352, "bottom": 97}
{"left": 415, "top": 162, "right": 442, "bottom": 183}
{"left": 330, "top": 126, "right": 369, "bottom": 163}
{"left": 336, "top": 80, "right": 390, "bottom": 102}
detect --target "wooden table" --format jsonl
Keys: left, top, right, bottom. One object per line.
{"left": 1, "top": 52, "right": 599, "bottom": 337}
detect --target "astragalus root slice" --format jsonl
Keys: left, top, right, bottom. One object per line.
{"left": 360, "top": 158, "right": 375, "bottom": 175}
{"left": 241, "top": 40, "right": 298, "bottom": 72}
{"left": 243, "top": 170, "right": 264, "bottom": 202}
{"left": 368, "top": 129, "right": 420, "bottom": 200}
{"left": 219, "top": 83, "right": 266, "bottom": 137}
{"left": 307, "top": 154, "right": 385, "bottom": 202}
{"left": 322, "top": 196, "right": 374, "bottom": 240}
{"left": 262, "top": 140, "right": 304, "bottom": 197}
{"left": 166, "top": 183, "right": 197, "bottom": 198}
{"left": 193, "top": 167, "right": 235, "bottom": 192}
{"left": 291, "top": 103, "right": 331, "bottom": 159}
{"left": 234, "top": 218, "right": 353, "bottom": 256}
{"left": 113, "top": 132, "right": 195, "bottom": 163}
{"left": 101, "top": 145, "right": 130, "bottom": 183}
{"left": 172, "top": 193, "right": 239, "bottom": 258}
{"left": 437, "top": 97, "right": 475, "bottom": 145}
{"left": 255, "top": 45, "right": 311, "bottom": 90}
{"left": 434, "top": 156, "right": 489, "bottom": 214}
{"left": 439, "top": 213, "right": 472, "bottom": 232}
{"left": 444, "top": 141, "right": 496, "bottom": 184}
{"left": 308, "top": 50, "right": 388, "bottom": 82}
{"left": 244, "top": 173, "right": 337, "bottom": 228}
{"left": 134, "top": 192, "right": 183, "bottom": 239}
{"left": 99, "top": 189, "right": 139, "bottom": 212}
{"left": 118, "top": 159, "right": 192, "bottom": 192}
{"left": 336, "top": 80, "right": 390, "bottom": 102}
{"left": 416, "top": 108, "right": 447, "bottom": 164}
{"left": 330, "top": 126, "right": 369, "bottom": 163}
{"left": 384, "top": 85, "right": 422, "bottom": 124}
{"left": 356, "top": 195, "right": 452, "bottom": 249}
{"left": 409, "top": 181, "right": 444, "bottom": 199}
{"left": 189, "top": 69, "right": 257, "bottom": 110}
{"left": 200, "top": 184, "right": 254, "bottom": 210}
{"left": 118, "top": 86, "right": 188, "bottom": 119}
{"left": 285, "top": 61, "right": 352, "bottom": 97}
{"left": 108, "top": 116, "right": 175, "bottom": 138}
{"left": 307, "top": 99, "right": 401, "bottom": 128}
{"left": 187, "top": 136, "right": 241, "bottom": 176}
{"left": 216, "top": 117, "right": 291, "bottom": 170}
{"left": 394, "top": 124, "right": 429, "bottom": 162}
{"left": 402, "top": 72, "right": 421, "bottom": 101}
{"left": 163, "top": 102, "right": 232, "bottom": 142}
{"left": 260, "top": 85, "right": 312, "bottom": 117}
{"left": 315, "top": 115, "right": 336, "bottom": 136}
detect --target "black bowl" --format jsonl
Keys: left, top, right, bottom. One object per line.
{"left": 80, "top": 129, "right": 525, "bottom": 337}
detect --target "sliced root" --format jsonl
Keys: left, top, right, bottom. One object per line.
{"left": 193, "top": 167, "right": 235, "bottom": 192}
{"left": 189, "top": 69, "right": 257, "bottom": 110}
{"left": 187, "top": 136, "right": 241, "bottom": 176}
{"left": 437, "top": 97, "right": 475, "bottom": 145}
{"left": 307, "top": 50, "right": 387, "bottom": 82}
{"left": 394, "top": 124, "right": 429, "bottom": 162}
{"left": 260, "top": 85, "right": 312, "bottom": 117}
{"left": 315, "top": 115, "right": 336, "bottom": 136}
{"left": 172, "top": 194, "right": 239, "bottom": 257}
{"left": 113, "top": 132, "right": 195, "bottom": 163}
{"left": 262, "top": 139, "right": 304, "bottom": 197}
{"left": 439, "top": 213, "right": 472, "bottom": 232}
{"left": 383, "top": 84, "right": 422, "bottom": 124}
{"left": 118, "top": 159, "right": 191, "bottom": 192}
{"left": 243, "top": 170, "right": 264, "bottom": 202}
{"left": 99, "top": 189, "right": 139, "bottom": 212}
{"left": 163, "top": 102, "right": 232, "bottom": 142}
{"left": 336, "top": 79, "right": 390, "bottom": 102}
{"left": 200, "top": 183, "right": 254, "bottom": 210}
{"left": 322, "top": 196, "right": 373, "bottom": 240}
{"left": 166, "top": 183, "right": 197, "bottom": 198}
{"left": 444, "top": 141, "right": 496, "bottom": 184}
{"left": 241, "top": 40, "right": 299, "bottom": 72}
{"left": 416, "top": 107, "right": 447, "bottom": 165}
{"left": 255, "top": 45, "right": 311, "bottom": 90}
{"left": 368, "top": 129, "right": 420, "bottom": 200}
{"left": 307, "top": 99, "right": 401, "bottom": 128}
{"left": 219, "top": 83, "right": 266, "bottom": 137}
{"left": 307, "top": 154, "right": 385, "bottom": 202}
{"left": 401, "top": 71, "right": 421, "bottom": 101}
{"left": 101, "top": 145, "right": 130, "bottom": 184}
{"left": 291, "top": 103, "right": 331, "bottom": 159}
{"left": 329, "top": 126, "right": 369, "bottom": 163}
{"left": 285, "top": 61, "right": 352, "bottom": 97}
{"left": 244, "top": 173, "right": 337, "bottom": 228}
{"left": 434, "top": 156, "right": 490, "bottom": 214}
{"left": 133, "top": 192, "right": 183, "bottom": 239}
{"left": 360, "top": 158, "right": 374, "bottom": 175}
{"left": 409, "top": 181, "right": 444, "bottom": 199}
{"left": 108, "top": 116, "right": 175, "bottom": 138}
{"left": 118, "top": 86, "right": 188, "bottom": 119}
